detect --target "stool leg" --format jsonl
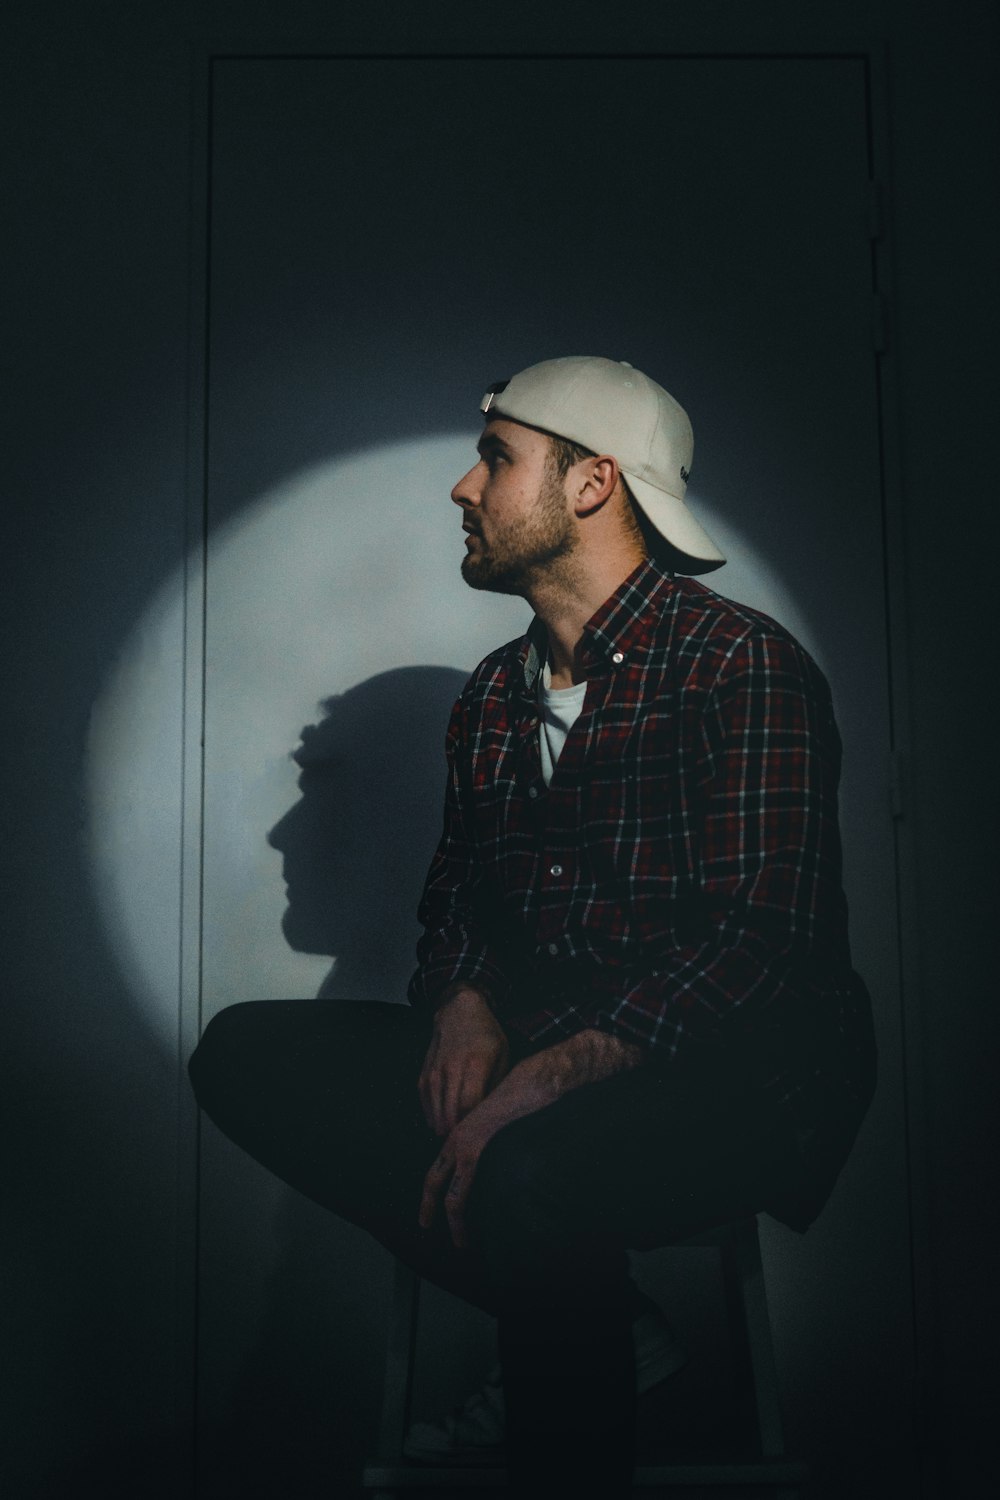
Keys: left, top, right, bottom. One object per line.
{"left": 721, "top": 1227, "right": 754, "bottom": 1397}
{"left": 726, "top": 1219, "right": 785, "bottom": 1458}
{"left": 376, "top": 1261, "right": 421, "bottom": 1459}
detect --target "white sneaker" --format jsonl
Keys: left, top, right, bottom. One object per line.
{"left": 402, "top": 1306, "right": 688, "bottom": 1464}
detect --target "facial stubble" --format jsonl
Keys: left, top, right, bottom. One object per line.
{"left": 460, "top": 461, "right": 576, "bottom": 597}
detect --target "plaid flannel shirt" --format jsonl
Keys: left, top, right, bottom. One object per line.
{"left": 409, "top": 559, "right": 875, "bottom": 1199}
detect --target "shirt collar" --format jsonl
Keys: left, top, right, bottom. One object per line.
{"left": 517, "top": 556, "right": 678, "bottom": 691}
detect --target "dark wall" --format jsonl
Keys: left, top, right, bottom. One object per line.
{"left": 2, "top": 1, "right": 996, "bottom": 1495}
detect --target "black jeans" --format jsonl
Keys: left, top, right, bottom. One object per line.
{"left": 189, "top": 999, "right": 807, "bottom": 1498}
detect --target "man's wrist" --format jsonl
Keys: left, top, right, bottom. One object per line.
{"left": 433, "top": 980, "right": 497, "bottom": 1018}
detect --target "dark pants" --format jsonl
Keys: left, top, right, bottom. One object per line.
{"left": 189, "top": 999, "right": 808, "bottom": 1497}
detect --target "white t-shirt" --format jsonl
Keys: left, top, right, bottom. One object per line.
{"left": 538, "top": 658, "right": 588, "bottom": 786}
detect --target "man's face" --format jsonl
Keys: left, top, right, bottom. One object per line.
{"left": 451, "top": 418, "right": 576, "bottom": 595}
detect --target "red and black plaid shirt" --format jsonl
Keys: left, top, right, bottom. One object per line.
{"left": 410, "top": 558, "right": 875, "bottom": 1155}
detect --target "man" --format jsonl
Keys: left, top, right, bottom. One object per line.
{"left": 190, "top": 356, "right": 875, "bottom": 1498}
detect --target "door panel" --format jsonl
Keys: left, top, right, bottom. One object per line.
{"left": 197, "top": 57, "right": 909, "bottom": 1494}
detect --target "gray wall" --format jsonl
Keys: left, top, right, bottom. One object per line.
{"left": 2, "top": 2, "right": 996, "bottom": 1496}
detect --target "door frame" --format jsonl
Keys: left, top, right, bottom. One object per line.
{"left": 177, "top": 35, "right": 923, "bottom": 1488}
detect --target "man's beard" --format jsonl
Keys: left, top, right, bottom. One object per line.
{"left": 461, "top": 467, "right": 575, "bottom": 596}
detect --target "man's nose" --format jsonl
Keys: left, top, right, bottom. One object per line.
{"left": 451, "top": 463, "right": 482, "bottom": 507}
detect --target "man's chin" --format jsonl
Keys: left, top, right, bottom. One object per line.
{"left": 460, "top": 555, "right": 521, "bottom": 596}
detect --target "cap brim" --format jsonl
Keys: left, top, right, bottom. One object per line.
{"left": 625, "top": 472, "right": 726, "bottom": 575}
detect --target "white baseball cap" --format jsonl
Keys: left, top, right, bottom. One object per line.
{"left": 481, "top": 355, "right": 725, "bottom": 574}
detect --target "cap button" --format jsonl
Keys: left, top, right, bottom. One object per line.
{"left": 619, "top": 360, "right": 633, "bottom": 368}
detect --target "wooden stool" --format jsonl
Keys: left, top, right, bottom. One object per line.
{"left": 362, "top": 1217, "right": 807, "bottom": 1496}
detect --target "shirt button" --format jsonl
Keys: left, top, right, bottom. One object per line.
{"left": 611, "top": 651, "right": 625, "bottom": 665}
{"left": 550, "top": 863, "right": 563, "bottom": 876}
{"left": 547, "top": 942, "right": 559, "bottom": 956}
{"left": 528, "top": 786, "right": 539, "bottom": 799}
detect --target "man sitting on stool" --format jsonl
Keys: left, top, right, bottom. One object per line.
{"left": 190, "top": 356, "right": 876, "bottom": 1498}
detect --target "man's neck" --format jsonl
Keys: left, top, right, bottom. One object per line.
{"left": 526, "top": 549, "right": 647, "bottom": 689}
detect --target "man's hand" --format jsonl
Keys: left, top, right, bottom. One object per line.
{"left": 418, "top": 985, "right": 511, "bottom": 1137}
{"left": 419, "top": 1027, "right": 643, "bottom": 1249}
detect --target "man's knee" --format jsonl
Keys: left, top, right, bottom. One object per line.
{"left": 190, "top": 998, "right": 434, "bottom": 1170}
{"left": 188, "top": 1002, "right": 238, "bottom": 1096}
{"left": 188, "top": 1001, "right": 273, "bottom": 1128}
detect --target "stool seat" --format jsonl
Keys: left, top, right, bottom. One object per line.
{"left": 362, "top": 1217, "right": 805, "bottom": 1497}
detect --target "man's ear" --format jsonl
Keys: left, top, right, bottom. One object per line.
{"left": 572, "top": 455, "right": 620, "bottom": 518}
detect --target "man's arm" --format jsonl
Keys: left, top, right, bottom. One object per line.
{"left": 419, "top": 1025, "right": 643, "bottom": 1248}
{"left": 408, "top": 691, "right": 514, "bottom": 1015}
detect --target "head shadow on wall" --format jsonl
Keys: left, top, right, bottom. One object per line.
{"left": 268, "top": 665, "right": 469, "bottom": 1003}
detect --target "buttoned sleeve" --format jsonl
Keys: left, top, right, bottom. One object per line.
{"left": 533, "top": 628, "right": 853, "bottom": 1063}
{"left": 407, "top": 691, "right": 514, "bottom": 1014}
